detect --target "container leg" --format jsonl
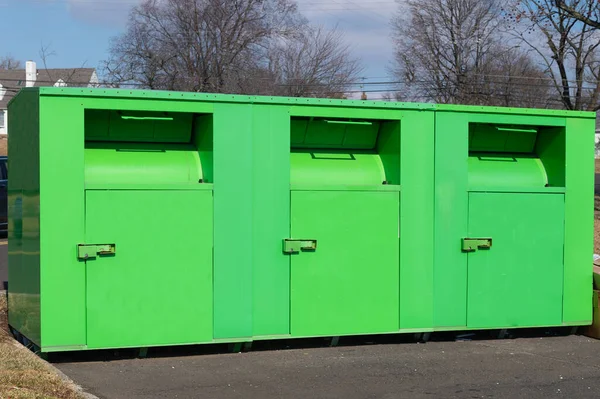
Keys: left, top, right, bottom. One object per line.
{"left": 570, "top": 326, "right": 579, "bottom": 335}
{"left": 330, "top": 337, "right": 340, "bottom": 347}
{"left": 414, "top": 333, "right": 430, "bottom": 343}
{"left": 229, "top": 343, "right": 243, "bottom": 353}
{"left": 138, "top": 348, "right": 148, "bottom": 358}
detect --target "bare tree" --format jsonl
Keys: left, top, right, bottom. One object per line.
{"left": 104, "top": 0, "right": 303, "bottom": 91}
{"left": 266, "top": 26, "right": 363, "bottom": 97}
{"left": 391, "top": 0, "right": 551, "bottom": 106}
{"left": 481, "top": 47, "right": 553, "bottom": 108}
{"left": 37, "top": 44, "right": 91, "bottom": 86}
{"left": 510, "top": 0, "right": 600, "bottom": 111}
{"left": 0, "top": 55, "right": 22, "bottom": 70}
{"left": 557, "top": 0, "right": 600, "bottom": 29}
{"left": 102, "top": 0, "right": 361, "bottom": 96}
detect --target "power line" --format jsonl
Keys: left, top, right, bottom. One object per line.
{"left": 3, "top": 74, "right": 600, "bottom": 90}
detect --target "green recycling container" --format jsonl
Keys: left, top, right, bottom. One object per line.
{"left": 6, "top": 88, "right": 595, "bottom": 353}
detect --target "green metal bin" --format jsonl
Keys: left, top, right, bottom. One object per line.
{"left": 6, "top": 88, "right": 594, "bottom": 353}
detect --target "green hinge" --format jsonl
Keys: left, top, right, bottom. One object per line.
{"left": 462, "top": 238, "right": 492, "bottom": 252}
{"left": 77, "top": 244, "right": 116, "bottom": 260}
{"left": 283, "top": 239, "right": 317, "bottom": 254}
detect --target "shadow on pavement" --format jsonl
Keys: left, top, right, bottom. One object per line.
{"left": 48, "top": 326, "right": 576, "bottom": 364}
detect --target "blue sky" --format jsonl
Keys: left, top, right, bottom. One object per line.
{"left": 0, "top": 0, "right": 401, "bottom": 95}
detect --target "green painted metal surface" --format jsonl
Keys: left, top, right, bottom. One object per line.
{"left": 250, "top": 106, "right": 291, "bottom": 337}
{"left": 85, "top": 190, "right": 213, "bottom": 348}
{"left": 290, "top": 190, "right": 400, "bottom": 336}
{"left": 85, "top": 109, "right": 194, "bottom": 143}
{"left": 7, "top": 89, "right": 41, "bottom": 346}
{"left": 467, "top": 193, "right": 565, "bottom": 328}
{"left": 85, "top": 143, "right": 203, "bottom": 185}
{"left": 6, "top": 87, "right": 595, "bottom": 353}
{"left": 213, "top": 103, "right": 254, "bottom": 339}
{"left": 290, "top": 151, "right": 387, "bottom": 186}
{"left": 434, "top": 112, "right": 469, "bottom": 328}
{"left": 563, "top": 118, "right": 595, "bottom": 323}
{"left": 399, "top": 111, "right": 435, "bottom": 330}
{"left": 468, "top": 154, "right": 548, "bottom": 189}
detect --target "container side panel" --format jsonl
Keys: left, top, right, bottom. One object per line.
{"left": 85, "top": 190, "right": 213, "bottom": 348}
{"left": 563, "top": 117, "right": 595, "bottom": 324}
{"left": 434, "top": 112, "right": 469, "bottom": 328}
{"left": 7, "top": 89, "right": 41, "bottom": 346}
{"left": 251, "top": 106, "right": 291, "bottom": 336}
{"left": 536, "top": 127, "right": 566, "bottom": 188}
{"left": 400, "top": 112, "right": 435, "bottom": 329}
{"left": 378, "top": 121, "right": 401, "bottom": 185}
{"left": 38, "top": 97, "right": 86, "bottom": 348}
{"left": 194, "top": 114, "right": 214, "bottom": 183}
{"left": 213, "top": 103, "right": 253, "bottom": 339}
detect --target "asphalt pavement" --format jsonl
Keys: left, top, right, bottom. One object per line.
{"left": 53, "top": 334, "right": 600, "bottom": 399}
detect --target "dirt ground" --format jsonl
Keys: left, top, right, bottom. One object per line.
{"left": 0, "top": 293, "right": 84, "bottom": 399}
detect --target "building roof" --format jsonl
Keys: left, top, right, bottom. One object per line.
{"left": 0, "top": 68, "right": 96, "bottom": 109}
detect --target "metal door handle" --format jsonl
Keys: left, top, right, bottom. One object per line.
{"left": 462, "top": 238, "right": 492, "bottom": 252}
{"left": 78, "top": 244, "right": 116, "bottom": 260}
{"left": 283, "top": 239, "right": 317, "bottom": 254}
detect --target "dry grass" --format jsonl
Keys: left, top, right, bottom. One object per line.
{"left": 0, "top": 137, "right": 6, "bottom": 157}
{"left": 0, "top": 293, "right": 8, "bottom": 343}
{"left": 0, "top": 293, "right": 84, "bottom": 399}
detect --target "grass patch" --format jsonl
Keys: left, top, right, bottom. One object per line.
{"left": 0, "top": 292, "right": 84, "bottom": 399}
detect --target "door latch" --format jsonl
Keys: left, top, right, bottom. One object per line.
{"left": 462, "top": 238, "right": 492, "bottom": 252}
{"left": 283, "top": 239, "right": 317, "bottom": 254}
{"left": 78, "top": 244, "right": 116, "bottom": 260}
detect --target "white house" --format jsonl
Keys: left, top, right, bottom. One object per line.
{"left": 0, "top": 61, "right": 99, "bottom": 135}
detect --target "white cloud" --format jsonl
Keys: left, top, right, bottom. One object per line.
{"left": 29, "top": 0, "right": 141, "bottom": 26}
{"left": 67, "top": 0, "right": 141, "bottom": 25}
{"left": 296, "top": 0, "right": 404, "bottom": 81}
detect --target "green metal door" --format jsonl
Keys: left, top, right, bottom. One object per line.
{"left": 84, "top": 190, "right": 213, "bottom": 349}
{"left": 290, "top": 190, "right": 400, "bottom": 337}
{"left": 466, "top": 192, "right": 565, "bottom": 328}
